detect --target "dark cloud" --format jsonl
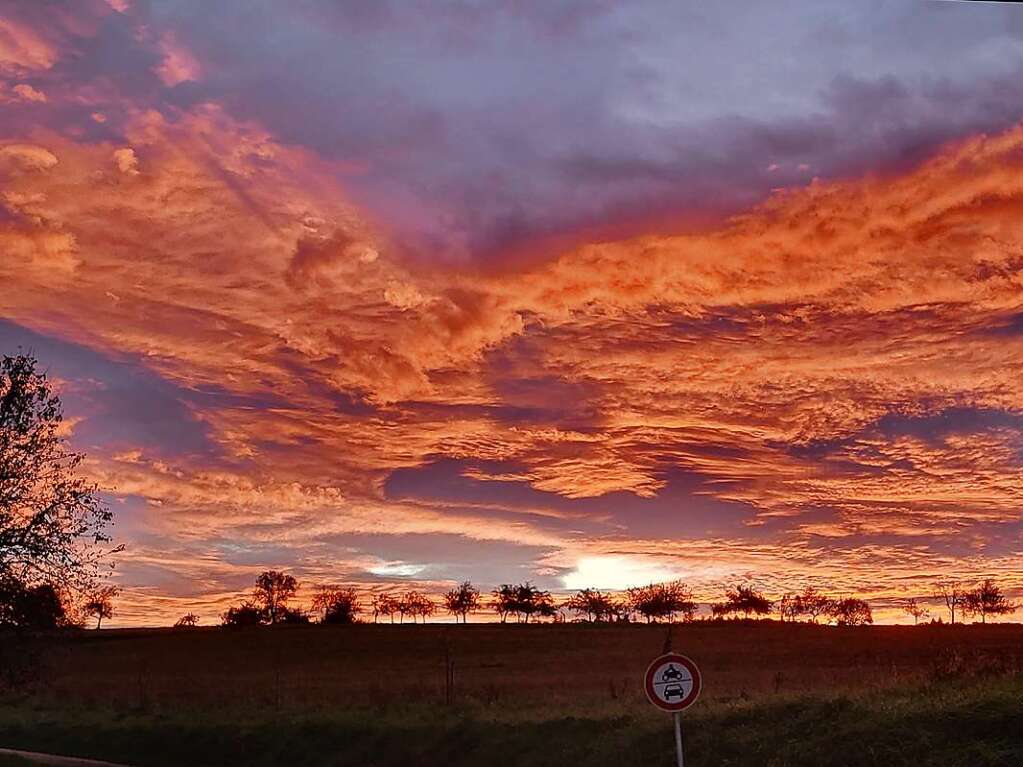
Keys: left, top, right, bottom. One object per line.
{"left": 117, "top": 0, "right": 1023, "bottom": 263}
{"left": 0, "top": 319, "right": 220, "bottom": 459}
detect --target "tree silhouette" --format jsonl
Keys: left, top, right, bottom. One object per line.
{"left": 83, "top": 585, "right": 118, "bottom": 629}
{"left": 253, "top": 570, "right": 298, "bottom": 625}
{"left": 443, "top": 581, "right": 481, "bottom": 624}
{"left": 515, "top": 582, "right": 553, "bottom": 623}
{"left": 901, "top": 597, "right": 929, "bottom": 625}
{"left": 489, "top": 582, "right": 555, "bottom": 623}
{"left": 312, "top": 585, "right": 361, "bottom": 624}
{"left": 565, "top": 588, "right": 621, "bottom": 622}
{"left": 934, "top": 581, "right": 965, "bottom": 625}
{"left": 174, "top": 612, "right": 200, "bottom": 628}
{"left": 779, "top": 592, "right": 800, "bottom": 622}
{"left": 828, "top": 597, "right": 872, "bottom": 626}
{"left": 962, "top": 579, "right": 1014, "bottom": 624}
{"left": 627, "top": 581, "right": 697, "bottom": 623}
{"left": 711, "top": 584, "right": 773, "bottom": 619}
{"left": 399, "top": 590, "right": 434, "bottom": 624}
{"left": 490, "top": 584, "right": 516, "bottom": 623}
{"left": 1, "top": 353, "right": 120, "bottom": 588}
{"left": 792, "top": 587, "right": 832, "bottom": 623}
{"left": 371, "top": 593, "right": 400, "bottom": 623}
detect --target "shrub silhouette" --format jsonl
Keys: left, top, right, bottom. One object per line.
{"left": 221, "top": 602, "right": 265, "bottom": 627}
{"left": 0, "top": 574, "right": 68, "bottom": 630}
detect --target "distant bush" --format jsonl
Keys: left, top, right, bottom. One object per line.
{"left": 0, "top": 574, "right": 69, "bottom": 630}
{"left": 174, "top": 612, "right": 200, "bottom": 628}
{"left": 221, "top": 602, "right": 265, "bottom": 627}
{"left": 278, "top": 607, "right": 311, "bottom": 625}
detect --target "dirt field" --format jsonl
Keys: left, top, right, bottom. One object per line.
{"left": 3, "top": 622, "right": 1022, "bottom": 766}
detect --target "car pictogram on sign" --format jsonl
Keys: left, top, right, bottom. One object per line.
{"left": 664, "top": 683, "right": 685, "bottom": 699}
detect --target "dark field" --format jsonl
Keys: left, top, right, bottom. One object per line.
{"left": 3, "top": 622, "right": 1023, "bottom": 766}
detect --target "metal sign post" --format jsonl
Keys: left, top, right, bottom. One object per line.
{"left": 673, "top": 711, "right": 685, "bottom": 767}
{"left": 644, "top": 652, "right": 701, "bottom": 767}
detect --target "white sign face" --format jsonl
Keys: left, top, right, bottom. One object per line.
{"left": 644, "top": 653, "right": 701, "bottom": 711}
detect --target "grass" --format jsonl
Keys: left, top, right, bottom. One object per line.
{"left": 2, "top": 622, "right": 1022, "bottom": 766}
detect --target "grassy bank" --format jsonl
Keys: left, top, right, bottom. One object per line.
{"left": 3, "top": 623, "right": 1022, "bottom": 765}
{"left": 2, "top": 676, "right": 1022, "bottom": 766}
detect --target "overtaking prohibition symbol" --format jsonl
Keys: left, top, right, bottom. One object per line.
{"left": 644, "top": 653, "right": 701, "bottom": 712}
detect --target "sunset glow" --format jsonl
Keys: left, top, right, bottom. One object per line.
{"left": 3, "top": 1, "right": 1023, "bottom": 626}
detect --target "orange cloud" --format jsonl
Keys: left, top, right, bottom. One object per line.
{"left": 4, "top": 94, "right": 1023, "bottom": 624}
{"left": 0, "top": 17, "right": 57, "bottom": 73}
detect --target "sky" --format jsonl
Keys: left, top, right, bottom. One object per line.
{"left": 2, "top": 0, "right": 1023, "bottom": 625}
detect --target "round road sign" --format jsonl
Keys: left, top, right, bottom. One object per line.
{"left": 644, "top": 653, "right": 701, "bottom": 711}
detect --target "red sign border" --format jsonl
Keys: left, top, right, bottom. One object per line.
{"left": 644, "top": 652, "right": 702, "bottom": 711}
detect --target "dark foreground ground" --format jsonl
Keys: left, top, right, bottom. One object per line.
{"left": 2, "top": 622, "right": 1022, "bottom": 766}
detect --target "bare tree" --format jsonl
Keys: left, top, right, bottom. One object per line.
{"left": 962, "top": 579, "right": 1015, "bottom": 624}
{"left": 443, "top": 581, "right": 481, "bottom": 624}
{"left": 934, "top": 580, "right": 965, "bottom": 625}
{"left": 1, "top": 353, "right": 121, "bottom": 589}
{"left": 83, "top": 585, "right": 118, "bottom": 629}
{"left": 174, "top": 612, "right": 199, "bottom": 628}
{"left": 253, "top": 571, "right": 298, "bottom": 624}
{"left": 901, "top": 597, "right": 929, "bottom": 625}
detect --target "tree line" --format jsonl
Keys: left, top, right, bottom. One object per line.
{"left": 210, "top": 573, "right": 1018, "bottom": 629}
